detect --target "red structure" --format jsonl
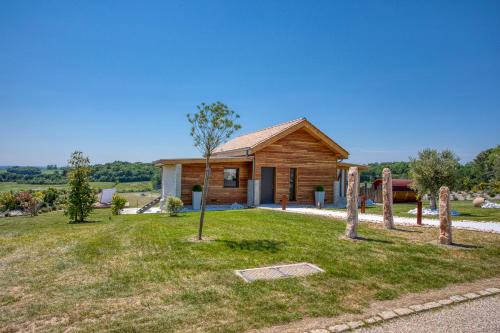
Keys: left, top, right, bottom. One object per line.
{"left": 372, "top": 179, "right": 417, "bottom": 203}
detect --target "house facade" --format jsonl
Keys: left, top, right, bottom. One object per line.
{"left": 154, "top": 118, "right": 366, "bottom": 207}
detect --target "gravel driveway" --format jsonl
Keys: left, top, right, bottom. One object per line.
{"left": 356, "top": 295, "right": 500, "bottom": 333}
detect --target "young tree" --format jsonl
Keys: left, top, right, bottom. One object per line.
{"left": 66, "top": 151, "right": 95, "bottom": 222}
{"left": 187, "top": 102, "right": 241, "bottom": 240}
{"left": 409, "top": 149, "right": 460, "bottom": 209}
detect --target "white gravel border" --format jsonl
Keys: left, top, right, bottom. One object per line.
{"left": 258, "top": 206, "right": 500, "bottom": 234}
{"left": 309, "top": 288, "right": 500, "bottom": 333}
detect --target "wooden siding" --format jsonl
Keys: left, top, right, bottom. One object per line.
{"left": 254, "top": 128, "right": 338, "bottom": 204}
{"left": 181, "top": 162, "right": 251, "bottom": 205}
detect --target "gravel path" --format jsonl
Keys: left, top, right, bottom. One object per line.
{"left": 355, "top": 295, "right": 500, "bottom": 333}
{"left": 259, "top": 206, "right": 500, "bottom": 233}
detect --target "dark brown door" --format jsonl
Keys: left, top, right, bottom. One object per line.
{"left": 261, "top": 167, "right": 275, "bottom": 204}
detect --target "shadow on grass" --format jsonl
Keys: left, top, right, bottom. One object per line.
{"left": 428, "top": 240, "right": 482, "bottom": 250}
{"left": 393, "top": 227, "right": 423, "bottom": 233}
{"left": 345, "top": 236, "right": 394, "bottom": 244}
{"left": 68, "top": 220, "right": 100, "bottom": 224}
{"left": 218, "top": 239, "right": 287, "bottom": 252}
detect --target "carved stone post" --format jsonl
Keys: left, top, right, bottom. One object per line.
{"left": 382, "top": 168, "right": 394, "bottom": 229}
{"left": 439, "top": 186, "right": 452, "bottom": 245}
{"left": 345, "top": 167, "right": 359, "bottom": 239}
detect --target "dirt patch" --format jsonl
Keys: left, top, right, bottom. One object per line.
{"left": 250, "top": 276, "right": 500, "bottom": 333}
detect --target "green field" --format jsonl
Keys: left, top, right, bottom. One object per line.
{"left": 1, "top": 209, "right": 499, "bottom": 332}
{"left": 0, "top": 181, "right": 154, "bottom": 193}
{"left": 330, "top": 200, "right": 500, "bottom": 222}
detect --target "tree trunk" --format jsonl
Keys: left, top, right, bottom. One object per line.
{"left": 430, "top": 193, "right": 437, "bottom": 210}
{"left": 198, "top": 157, "right": 210, "bottom": 240}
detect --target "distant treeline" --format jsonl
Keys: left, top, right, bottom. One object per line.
{"left": 0, "top": 161, "right": 161, "bottom": 185}
{"left": 361, "top": 145, "right": 499, "bottom": 194}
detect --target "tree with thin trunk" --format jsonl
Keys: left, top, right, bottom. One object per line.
{"left": 66, "top": 151, "right": 95, "bottom": 222}
{"left": 187, "top": 102, "right": 241, "bottom": 240}
{"left": 409, "top": 149, "right": 459, "bottom": 210}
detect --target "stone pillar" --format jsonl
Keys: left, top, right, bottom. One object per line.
{"left": 345, "top": 167, "right": 359, "bottom": 239}
{"left": 382, "top": 168, "right": 394, "bottom": 229}
{"left": 439, "top": 186, "right": 452, "bottom": 245}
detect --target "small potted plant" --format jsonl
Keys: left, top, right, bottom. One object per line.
{"left": 192, "top": 184, "right": 203, "bottom": 210}
{"left": 314, "top": 185, "right": 325, "bottom": 208}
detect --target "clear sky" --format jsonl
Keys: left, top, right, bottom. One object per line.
{"left": 1, "top": 0, "right": 499, "bottom": 166}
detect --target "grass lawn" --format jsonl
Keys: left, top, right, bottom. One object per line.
{"left": 330, "top": 200, "right": 500, "bottom": 222}
{"left": 0, "top": 181, "right": 154, "bottom": 193}
{"left": 1, "top": 209, "right": 499, "bottom": 332}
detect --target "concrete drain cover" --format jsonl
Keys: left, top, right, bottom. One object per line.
{"left": 235, "top": 263, "right": 324, "bottom": 282}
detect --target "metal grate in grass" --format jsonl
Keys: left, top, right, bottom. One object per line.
{"left": 235, "top": 262, "right": 324, "bottom": 282}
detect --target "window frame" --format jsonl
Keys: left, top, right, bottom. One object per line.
{"left": 223, "top": 167, "right": 240, "bottom": 188}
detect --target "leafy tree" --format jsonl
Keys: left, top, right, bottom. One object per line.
{"left": 66, "top": 151, "right": 95, "bottom": 222}
{"left": 187, "top": 102, "right": 241, "bottom": 240}
{"left": 360, "top": 161, "right": 410, "bottom": 184}
{"left": 409, "top": 149, "right": 460, "bottom": 209}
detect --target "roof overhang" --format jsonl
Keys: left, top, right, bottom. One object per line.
{"left": 338, "top": 162, "right": 369, "bottom": 170}
{"left": 153, "top": 156, "right": 253, "bottom": 167}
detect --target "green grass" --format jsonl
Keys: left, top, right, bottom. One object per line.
{"left": 0, "top": 181, "right": 153, "bottom": 193}
{"left": 330, "top": 200, "right": 500, "bottom": 222}
{"left": 1, "top": 209, "right": 499, "bottom": 332}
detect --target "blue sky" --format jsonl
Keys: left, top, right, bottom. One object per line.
{"left": 1, "top": 0, "right": 499, "bottom": 166}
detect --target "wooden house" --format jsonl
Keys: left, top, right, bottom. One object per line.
{"left": 154, "top": 118, "right": 366, "bottom": 207}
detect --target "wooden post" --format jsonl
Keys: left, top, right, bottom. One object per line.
{"left": 360, "top": 195, "right": 366, "bottom": 213}
{"left": 416, "top": 199, "right": 422, "bottom": 226}
{"left": 281, "top": 194, "right": 287, "bottom": 210}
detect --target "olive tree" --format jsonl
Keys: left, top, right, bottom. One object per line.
{"left": 409, "top": 149, "right": 460, "bottom": 209}
{"left": 66, "top": 151, "right": 95, "bottom": 222}
{"left": 187, "top": 102, "right": 241, "bottom": 240}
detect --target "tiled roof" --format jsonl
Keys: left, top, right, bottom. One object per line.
{"left": 213, "top": 118, "right": 306, "bottom": 154}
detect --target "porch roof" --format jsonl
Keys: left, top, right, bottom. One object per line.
{"left": 337, "top": 162, "right": 369, "bottom": 170}
{"left": 153, "top": 156, "right": 253, "bottom": 166}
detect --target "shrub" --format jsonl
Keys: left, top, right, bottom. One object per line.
{"left": 166, "top": 196, "right": 184, "bottom": 216}
{"left": 0, "top": 192, "right": 16, "bottom": 212}
{"left": 111, "top": 194, "right": 127, "bottom": 215}
{"left": 15, "top": 191, "right": 40, "bottom": 216}
{"left": 192, "top": 184, "right": 203, "bottom": 192}
{"left": 315, "top": 185, "right": 324, "bottom": 192}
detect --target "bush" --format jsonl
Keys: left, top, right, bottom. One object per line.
{"left": 166, "top": 196, "right": 184, "bottom": 216}
{"left": 111, "top": 194, "right": 127, "bottom": 215}
{"left": 0, "top": 192, "right": 16, "bottom": 212}
{"left": 15, "top": 191, "right": 40, "bottom": 216}
{"left": 315, "top": 185, "right": 324, "bottom": 192}
{"left": 192, "top": 184, "right": 202, "bottom": 192}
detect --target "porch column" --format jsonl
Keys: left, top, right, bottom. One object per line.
{"left": 247, "top": 179, "right": 260, "bottom": 207}
{"left": 160, "top": 164, "right": 182, "bottom": 210}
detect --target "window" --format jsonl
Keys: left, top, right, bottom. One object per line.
{"left": 289, "top": 168, "right": 297, "bottom": 201}
{"left": 224, "top": 168, "right": 239, "bottom": 188}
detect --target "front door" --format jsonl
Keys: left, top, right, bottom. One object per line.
{"left": 261, "top": 167, "right": 275, "bottom": 204}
